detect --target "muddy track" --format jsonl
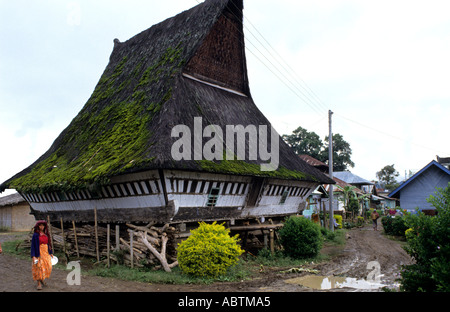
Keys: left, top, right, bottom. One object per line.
{"left": 0, "top": 221, "right": 412, "bottom": 292}
{"left": 314, "top": 225, "right": 413, "bottom": 286}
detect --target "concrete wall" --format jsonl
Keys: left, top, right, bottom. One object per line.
{"left": 0, "top": 202, "right": 35, "bottom": 231}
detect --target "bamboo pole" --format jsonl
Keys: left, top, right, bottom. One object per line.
{"left": 60, "top": 217, "right": 66, "bottom": 257}
{"left": 115, "top": 225, "right": 120, "bottom": 251}
{"left": 47, "top": 215, "right": 54, "bottom": 253}
{"left": 94, "top": 207, "right": 100, "bottom": 262}
{"left": 129, "top": 230, "right": 134, "bottom": 269}
{"left": 107, "top": 224, "right": 110, "bottom": 268}
{"left": 269, "top": 229, "right": 274, "bottom": 255}
{"left": 72, "top": 220, "right": 80, "bottom": 258}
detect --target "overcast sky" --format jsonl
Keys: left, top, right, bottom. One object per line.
{"left": 1, "top": 0, "right": 449, "bottom": 196}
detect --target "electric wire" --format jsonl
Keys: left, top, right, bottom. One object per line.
{"left": 334, "top": 112, "right": 450, "bottom": 156}
{"left": 193, "top": 0, "right": 327, "bottom": 116}
{"left": 191, "top": 1, "right": 450, "bottom": 157}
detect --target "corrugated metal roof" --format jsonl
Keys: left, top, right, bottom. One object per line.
{"left": 388, "top": 160, "right": 450, "bottom": 198}
{"left": 333, "top": 171, "right": 374, "bottom": 185}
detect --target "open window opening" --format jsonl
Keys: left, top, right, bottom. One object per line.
{"left": 207, "top": 187, "right": 221, "bottom": 207}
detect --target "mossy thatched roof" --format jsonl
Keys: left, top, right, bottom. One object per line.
{"left": 1, "top": 0, "right": 334, "bottom": 194}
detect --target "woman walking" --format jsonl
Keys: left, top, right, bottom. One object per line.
{"left": 31, "top": 220, "right": 53, "bottom": 290}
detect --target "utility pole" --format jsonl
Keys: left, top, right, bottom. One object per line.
{"left": 328, "top": 110, "right": 334, "bottom": 232}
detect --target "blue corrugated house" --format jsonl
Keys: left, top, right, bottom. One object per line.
{"left": 388, "top": 160, "right": 450, "bottom": 212}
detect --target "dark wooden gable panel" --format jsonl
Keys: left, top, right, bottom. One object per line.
{"left": 183, "top": 5, "right": 248, "bottom": 95}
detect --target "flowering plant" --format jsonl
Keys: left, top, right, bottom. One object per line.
{"left": 177, "top": 222, "right": 244, "bottom": 278}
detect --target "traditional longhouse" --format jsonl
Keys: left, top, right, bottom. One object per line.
{"left": 1, "top": 0, "right": 333, "bottom": 224}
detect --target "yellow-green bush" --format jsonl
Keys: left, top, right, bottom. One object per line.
{"left": 177, "top": 222, "right": 244, "bottom": 278}
{"left": 334, "top": 215, "right": 343, "bottom": 229}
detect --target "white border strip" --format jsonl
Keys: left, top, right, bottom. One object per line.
{"left": 182, "top": 73, "right": 248, "bottom": 97}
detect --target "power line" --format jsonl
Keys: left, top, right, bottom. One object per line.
{"left": 239, "top": 9, "right": 329, "bottom": 114}
{"left": 229, "top": 1, "right": 328, "bottom": 115}
{"left": 192, "top": 0, "right": 328, "bottom": 116}
{"left": 334, "top": 112, "right": 450, "bottom": 156}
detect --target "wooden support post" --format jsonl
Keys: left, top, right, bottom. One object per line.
{"left": 115, "top": 225, "right": 120, "bottom": 251}
{"left": 269, "top": 229, "right": 274, "bottom": 255}
{"left": 60, "top": 217, "right": 67, "bottom": 259}
{"left": 129, "top": 230, "right": 134, "bottom": 269}
{"left": 47, "top": 215, "right": 54, "bottom": 253}
{"left": 243, "top": 231, "right": 248, "bottom": 249}
{"left": 94, "top": 207, "right": 100, "bottom": 262}
{"left": 72, "top": 220, "right": 80, "bottom": 258}
{"left": 107, "top": 224, "right": 110, "bottom": 268}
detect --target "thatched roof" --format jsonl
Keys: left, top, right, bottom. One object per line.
{"left": 0, "top": 192, "right": 26, "bottom": 207}
{"left": 1, "top": 0, "right": 333, "bottom": 194}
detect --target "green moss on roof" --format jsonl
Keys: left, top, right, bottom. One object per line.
{"left": 198, "top": 158, "right": 318, "bottom": 182}
{"left": 2, "top": 0, "right": 333, "bottom": 194}
{"left": 8, "top": 46, "right": 185, "bottom": 193}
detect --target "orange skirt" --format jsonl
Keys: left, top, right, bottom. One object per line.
{"left": 32, "top": 244, "right": 52, "bottom": 281}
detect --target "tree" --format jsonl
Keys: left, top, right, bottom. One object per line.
{"left": 282, "top": 127, "right": 355, "bottom": 171}
{"left": 376, "top": 164, "right": 400, "bottom": 191}
{"left": 337, "top": 185, "right": 357, "bottom": 212}
{"left": 321, "top": 133, "right": 355, "bottom": 171}
{"left": 281, "top": 126, "right": 323, "bottom": 160}
{"left": 337, "top": 185, "right": 359, "bottom": 219}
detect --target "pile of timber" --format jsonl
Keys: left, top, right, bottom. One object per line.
{"left": 20, "top": 222, "right": 179, "bottom": 272}
{"left": 124, "top": 223, "right": 179, "bottom": 272}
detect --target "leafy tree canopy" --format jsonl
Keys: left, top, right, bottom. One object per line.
{"left": 282, "top": 127, "right": 355, "bottom": 172}
{"left": 281, "top": 126, "right": 323, "bottom": 160}
{"left": 376, "top": 164, "right": 400, "bottom": 191}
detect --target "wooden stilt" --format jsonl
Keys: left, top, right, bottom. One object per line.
{"left": 47, "top": 215, "right": 54, "bottom": 253}
{"left": 72, "top": 220, "right": 80, "bottom": 258}
{"left": 129, "top": 230, "right": 134, "bottom": 269}
{"left": 94, "top": 207, "right": 99, "bottom": 262}
{"left": 107, "top": 224, "right": 110, "bottom": 268}
{"left": 269, "top": 229, "right": 274, "bottom": 255}
{"left": 115, "top": 225, "right": 120, "bottom": 251}
{"left": 60, "top": 217, "right": 67, "bottom": 261}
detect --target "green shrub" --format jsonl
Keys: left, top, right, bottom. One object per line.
{"left": 381, "top": 215, "right": 407, "bottom": 237}
{"left": 177, "top": 222, "right": 244, "bottom": 278}
{"left": 399, "top": 182, "right": 450, "bottom": 292}
{"left": 348, "top": 197, "right": 359, "bottom": 215}
{"left": 344, "top": 221, "right": 356, "bottom": 229}
{"left": 279, "top": 216, "right": 322, "bottom": 259}
{"left": 320, "top": 227, "right": 336, "bottom": 241}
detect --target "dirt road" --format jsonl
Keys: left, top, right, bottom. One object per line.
{"left": 0, "top": 221, "right": 412, "bottom": 292}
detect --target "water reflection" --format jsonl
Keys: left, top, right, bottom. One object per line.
{"left": 285, "top": 275, "right": 386, "bottom": 290}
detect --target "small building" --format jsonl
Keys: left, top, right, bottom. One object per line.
{"left": 388, "top": 160, "right": 450, "bottom": 212}
{"left": 0, "top": 192, "right": 35, "bottom": 231}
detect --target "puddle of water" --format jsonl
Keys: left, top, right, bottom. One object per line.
{"left": 285, "top": 275, "right": 386, "bottom": 290}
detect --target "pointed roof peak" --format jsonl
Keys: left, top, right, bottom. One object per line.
{"left": 1, "top": 0, "right": 334, "bottom": 193}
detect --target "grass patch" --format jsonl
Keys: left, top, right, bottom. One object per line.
{"left": 1, "top": 228, "right": 347, "bottom": 286}
{"left": 87, "top": 261, "right": 252, "bottom": 285}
